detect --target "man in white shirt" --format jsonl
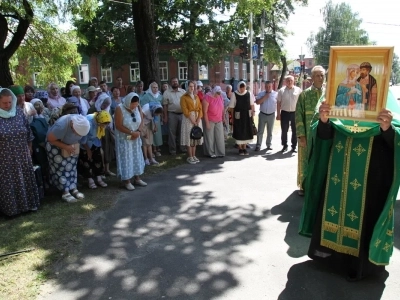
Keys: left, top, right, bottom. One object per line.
{"left": 162, "top": 77, "right": 186, "bottom": 155}
{"left": 276, "top": 76, "right": 302, "bottom": 152}
{"left": 255, "top": 80, "right": 278, "bottom": 151}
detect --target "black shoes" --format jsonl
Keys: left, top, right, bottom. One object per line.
{"left": 266, "top": 146, "right": 273, "bottom": 151}
{"left": 281, "top": 146, "right": 288, "bottom": 152}
{"left": 291, "top": 147, "right": 297, "bottom": 153}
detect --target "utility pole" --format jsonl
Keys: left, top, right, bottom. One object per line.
{"left": 249, "top": 12, "right": 254, "bottom": 93}
{"left": 259, "top": 10, "right": 265, "bottom": 91}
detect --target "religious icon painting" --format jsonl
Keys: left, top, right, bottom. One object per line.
{"left": 325, "top": 46, "right": 394, "bottom": 122}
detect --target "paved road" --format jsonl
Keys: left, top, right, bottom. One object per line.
{"left": 39, "top": 127, "right": 400, "bottom": 300}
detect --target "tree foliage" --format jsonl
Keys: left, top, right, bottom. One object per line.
{"left": 392, "top": 53, "right": 400, "bottom": 85}
{"left": 235, "top": 0, "right": 307, "bottom": 87}
{"left": 0, "top": 0, "right": 97, "bottom": 87}
{"left": 306, "top": 0, "right": 371, "bottom": 67}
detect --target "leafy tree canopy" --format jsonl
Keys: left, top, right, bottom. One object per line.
{"left": 0, "top": 0, "right": 98, "bottom": 87}
{"left": 306, "top": 0, "right": 371, "bottom": 67}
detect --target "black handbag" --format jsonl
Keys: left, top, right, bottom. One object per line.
{"left": 190, "top": 126, "right": 203, "bottom": 140}
{"left": 251, "top": 118, "right": 258, "bottom": 135}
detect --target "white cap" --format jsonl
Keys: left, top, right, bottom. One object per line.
{"left": 197, "top": 81, "right": 203, "bottom": 87}
{"left": 71, "top": 115, "right": 90, "bottom": 136}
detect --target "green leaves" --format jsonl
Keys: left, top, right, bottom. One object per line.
{"left": 307, "top": 0, "right": 371, "bottom": 66}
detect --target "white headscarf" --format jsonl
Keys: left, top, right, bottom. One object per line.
{"left": 70, "top": 85, "right": 81, "bottom": 95}
{"left": 30, "top": 98, "right": 43, "bottom": 106}
{"left": 123, "top": 92, "right": 140, "bottom": 110}
{"left": 235, "top": 81, "right": 248, "bottom": 96}
{"left": 95, "top": 93, "right": 111, "bottom": 112}
{"left": 147, "top": 83, "right": 160, "bottom": 99}
{"left": 71, "top": 115, "right": 90, "bottom": 136}
{"left": 0, "top": 88, "right": 17, "bottom": 119}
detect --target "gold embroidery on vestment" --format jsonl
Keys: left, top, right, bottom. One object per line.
{"left": 331, "top": 174, "right": 341, "bottom": 185}
{"left": 347, "top": 210, "right": 359, "bottom": 221}
{"left": 374, "top": 239, "right": 382, "bottom": 248}
{"left": 353, "top": 144, "right": 366, "bottom": 156}
{"left": 350, "top": 178, "right": 362, "bottom": 190}
{"left": 383, "top": 242, "right": 391, "bottom": 252}
{"left": 335, "top": 141, "right": 344, "bottom": 152}
{"left": 327, "top": 206, "right": 338, "bottom": 216}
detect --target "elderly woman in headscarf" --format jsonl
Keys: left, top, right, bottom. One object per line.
{"left": 70, "top": 85, "right": 90, "bottom": 115}
{"left": 47, "top": 83, "right": 66, "bottom": 110}
{"left": 180, "top": 80, "right": 203, "bottom": 164}
{"left": 141, "top": 82, "right": 163, "bottom": 156}
{"left": 65, "top": 96, "right": 83, "bottom": 115}
{"left": 79, "top": 110, "right": 112, "bottom": 189}
{"left": 46, "top": 114, "right": 90, "bottom": 203}
{"left": 9, "top": 85, "right": 37, "bottom": 123}
{"left": 114, "top": 92, "right": 147, "bottom": 190}
{"left": 95, "top": 93, "right": 116, "bottom": 176}
{"left": 202, "top": 85, "right": 225, "bottom": 158}
{"left": 30, "top": 98, "right": 50, "bottom": 186}
{"left": 228, "top": 81, "right": 254, "bottom": 155}
{"left": 0, "top": 88, "right": 40, "bottom": 216}
{"left": 141, "top": 101, "right": 163, "bottom": 165}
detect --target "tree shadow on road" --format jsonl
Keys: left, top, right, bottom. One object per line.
{"left": 278, "top": 260, "right": 387, "bottom": 300}
{"left": 270, "top": 191, "right": 309, "bottom": 258}
{"left": 39, "top": 160, "right": 270, "bottom": 300}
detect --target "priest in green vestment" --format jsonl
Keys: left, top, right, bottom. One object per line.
{"left": 299, "top": 90, "right": 400, "bottom": 281}
{"left": 295, "top": 66, "right": 326, "bottom": 196}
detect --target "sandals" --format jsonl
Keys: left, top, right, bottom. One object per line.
{"left": 71, "top": 189, "right": 85, "bottom": 199}
{"left": 62, "top": 193, "right": 77, "bottom": 203}
{"left": 97, "top": 180, "right": 108, "bottom": 188}
{"left": 88, "top": 181, "right": 97, "bottom": 189}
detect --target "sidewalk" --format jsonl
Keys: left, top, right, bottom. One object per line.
{"left": 39, "top": 130, "right": 400, "bottom": 300}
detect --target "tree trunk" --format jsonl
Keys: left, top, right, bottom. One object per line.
{"left": 187, "top": 52, "right": 195, "bottom": 80}
{"left": 0, "top": 0, "right": 33, "bottom": 87}
{"left": 278, "top": 55, "right": 287, "bottom": 89}
{"left": 132, "top": 0, "right": 159, "bottom": 88}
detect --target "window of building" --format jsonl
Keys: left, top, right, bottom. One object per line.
{"left": 101, "top": 67, "right": 112, "bottom": 83}
{"left": 198, "top": 63, "right": 208, "bottom": 80}
{"left": 159, "top": 61, "right": 168, "bottom": 81}
{"left": 242, "top": 63, "right": 247, "bottom": 80}
{"left": 224, "top": 61, "right": 230, "bottom": 80}
{"left": 130, "top": 62, "right": 140, "bottom": 82}
{"left": 308, "top": 60, "right": 313, "bottom": 66}
{"left": 234, "top": 62, "right": 239, "bottom": 80}
{"left": 32, "top": 72, "right": 41, "bottom": 88}
{"left": 178, "top": 61, "right": 188, "bottom": 80}
{"left": 78, "top": 64, "right": 89, "bottom": 84}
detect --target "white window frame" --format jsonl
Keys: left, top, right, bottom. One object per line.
{"left": 130, "top": 62, "right": 140, "bottom": 82}
{"left": 234, "top": 62, "right": 239, "bottom": 80}
{"left": 198, "top": 63, "right": 208, "bottom": 80}
{"left": 78, "top": 64, "right": 89, "bottom": 84}
{"left": 159, "top": 61, "right": 168, "bottom": 81}
{"left": 101, "top": 67, "right": 112, "bottom": 83}
{"left": 178, "top": 61, "right": 188, "bottom": 81}
{"left": 32, "top": 72, "right": 40, "bottom": 87}
{"left": 242, "top": 63, "right": 247, "bottom": 80}
{"left": 224, "top": 61, "right": 230, "bottom": 80}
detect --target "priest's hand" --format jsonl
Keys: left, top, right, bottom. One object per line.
{"left": 319, "top": 101, "right": 331, "bottom": 123}
{"left": 377, "top": 109, "right": 393, "bottom": 131}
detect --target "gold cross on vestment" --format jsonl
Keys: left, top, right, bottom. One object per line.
{"left": 331, "top": 174, "right": 341, "bottom": 185}
{"left": 350, "top": 178, "right": 362, "bottom": 190}
{"left": 347, "top": 210, "right": 359, "bottom": 222}
{"left": 353, "top": 144, "right": 366, "bottom": 156}
{"left": 335, "top": 141, "right": 344, "bottom": 152}
{"left": 374, "top": 239, "right": 382, "bottom": 248}
{"left": 383, "top": 242, "right": 391, "bottom": 252}
{"left": 327, "top": 206, "right": 338, "bottom": 216}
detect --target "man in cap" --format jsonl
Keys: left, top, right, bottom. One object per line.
{"left": 357, "top": 62, "right": 377, "bottom": 111}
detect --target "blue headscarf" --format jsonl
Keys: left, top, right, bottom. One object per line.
{"left": 67, "top": 96, "right": 83, "bottom": 115}
{"left": 0, "top": 88, "right": 17, "bottom": 118}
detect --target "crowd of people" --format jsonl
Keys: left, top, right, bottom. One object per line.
{"left": 0, "top": 76, "right": 249, "bottom": 216}
{"left": 1, "top": 64, "right": 399, "bottom": 282}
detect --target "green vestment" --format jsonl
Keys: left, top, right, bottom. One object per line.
{"left": 299, "top": 90, "right": 400, "bottom": 265}
{"left": 295, "top": 86, "right": 325, "bottom": 188}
